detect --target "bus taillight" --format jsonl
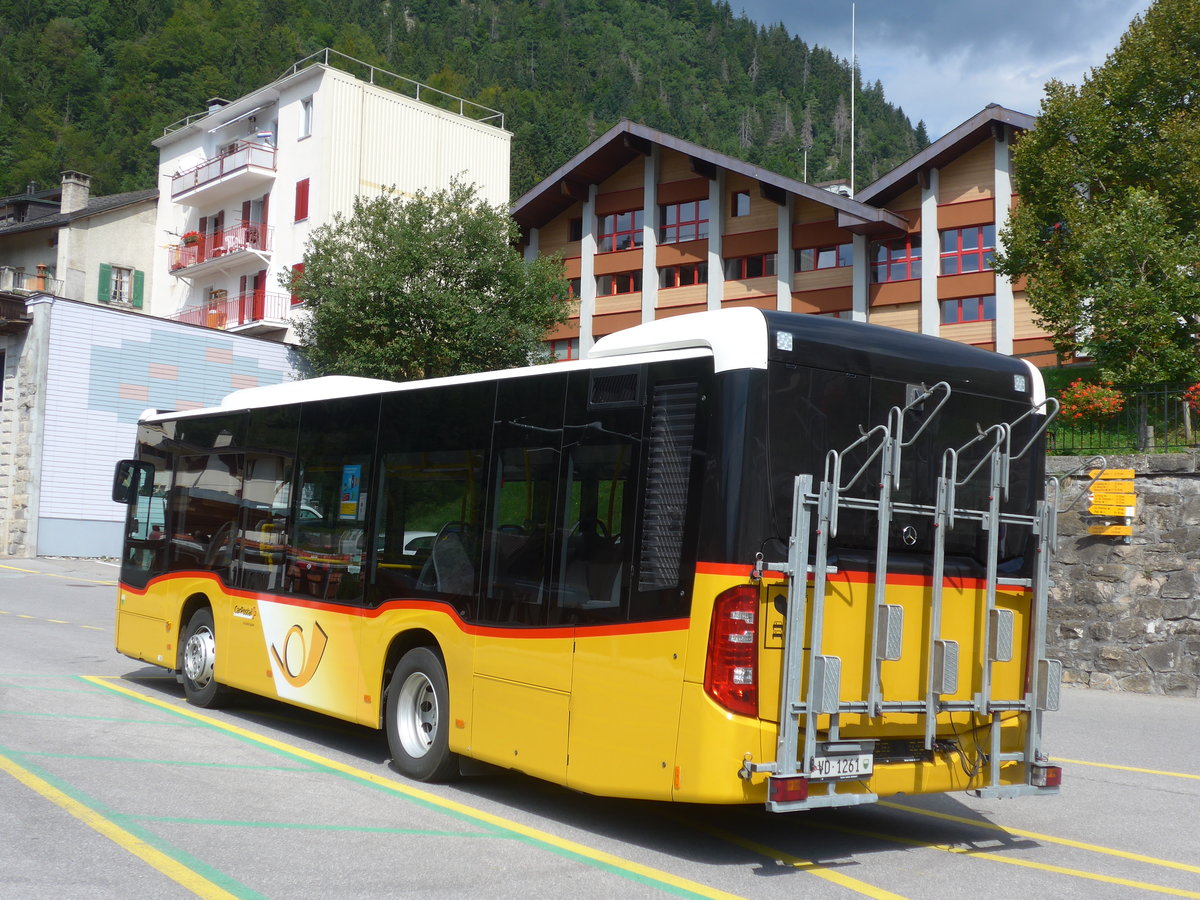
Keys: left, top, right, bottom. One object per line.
{"left": 1031, "top": 764, "right": 1062, "bottom": 788}
{"left": 704, "top": 584, "right": 759, "bottom": 717}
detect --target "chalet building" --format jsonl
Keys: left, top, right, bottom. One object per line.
{"left": 512, "top": 105, "right": 1054, "bottom": 367}
{"left": 0, "top": 173, "right": 158, "bottom": 308}
{"left": 152, "top": 49, "right": 511, "bottom": 340}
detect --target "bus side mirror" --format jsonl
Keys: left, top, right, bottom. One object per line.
{"left": 112, "top": 460, "right": 154, "bottom": 503}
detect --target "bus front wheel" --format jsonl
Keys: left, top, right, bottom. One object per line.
{"left": 386, "top": 647, "right": 457, "bottom": 782}
{"left": 181, "top": 608, "right": 230, "bottom": 708}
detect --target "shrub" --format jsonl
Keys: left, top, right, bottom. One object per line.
{"left": 1058, "top": 379, "right": 1124, "bottom": 423}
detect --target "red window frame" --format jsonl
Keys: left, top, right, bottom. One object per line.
{"left": 596, "top": 271, "right": 642, "bottom": 295}
{"left": 294, "top": 178, "right": 310, "bottom": 222}
{"left": 548, "top": 338, "right": 580, "bottom": 361}
{"left": 660, "top": 199, "right": 709, "bottom": 244}
{"left": 658, "top": 263, "right": 708, "bottom": 289}
{"left": 871, "top": 235, "right": 921, "bottom": 283}
{"left": 940, "top": 225, "right": 996, "bottom": 275}
{"left": 797, "top": 243, "right": 853, "bottom": 272}
{"left": 597, "top": 208, "right": 644, "bottom": 253}
{"left": 724, "top": 253, "right": 776, "bottom": 280}
{"left": 941, "top": 294, "right": 996, "bottom": 324}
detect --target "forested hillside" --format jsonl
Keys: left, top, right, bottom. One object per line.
{"left": 0, "top": 0, "right": 928, "bottom": 201}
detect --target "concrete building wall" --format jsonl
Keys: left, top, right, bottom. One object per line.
{"left": 0, "top": 296, "right": 303, "bottom": 558}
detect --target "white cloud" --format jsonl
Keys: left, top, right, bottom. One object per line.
{"left": 733, "top": 0, "right": 1152, "bottom": 137}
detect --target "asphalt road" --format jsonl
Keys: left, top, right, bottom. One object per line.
{"left": 2, "top": 557, "right": 1198, "bottom": 900}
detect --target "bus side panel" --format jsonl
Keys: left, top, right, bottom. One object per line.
{"left": 566, "top": 624, "right": 689, "bottom": 801}
{"left": 358, "top": 603, "right": 479, "bottom": 735}
{"left": 116, "top": 574, "right": 213, "bottom": 670}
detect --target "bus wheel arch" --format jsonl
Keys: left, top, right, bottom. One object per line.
{"left": 385, "top": 641, "right": 458, "bottom": 782}
{"left": 180, "top": 602, "right": 232, "bottom": 708}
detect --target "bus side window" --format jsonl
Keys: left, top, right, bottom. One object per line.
{"left": 374, "top": 449, "right": 485, "bottom": 601}
{"left": 239, "top": 454, "right": 294, "bottom": 592}
{"left": 481, "top": 374, "right": 567, "bottom": 625}
{"left": 173, "top": 452, "right": 244, "bottom": 581}
{"left": 287, "top": 396, "right": 380, "bottom": 604}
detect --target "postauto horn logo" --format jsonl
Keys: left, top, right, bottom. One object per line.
{"left": 270, "top": 621, "right": 329, "bottom": 687}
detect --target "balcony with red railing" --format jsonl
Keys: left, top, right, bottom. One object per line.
{"left": 168, "top": 290, "right": 291, "bottom": 336}
{"left": 169, "top": 222, "right": 272, "bottom": 277}
{"left": 170, "top": 140, "right": 277, "bottom": 206}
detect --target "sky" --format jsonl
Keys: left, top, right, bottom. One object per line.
{"left": 731, "top": 0, "right": 1155, "bottom": 139}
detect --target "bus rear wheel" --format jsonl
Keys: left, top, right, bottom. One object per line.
{"left": 181, "top": 608, "right": 231, "bottom": 708}
{"left": 386, "top": 647, "right": 457, "bottom": 782}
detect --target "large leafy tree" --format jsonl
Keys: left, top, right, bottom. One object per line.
{"left": 288, "top": 180, "right": 568, "bottom": 380}
{"left": 996, "top": 0, "right": 1200, "bottom": 383}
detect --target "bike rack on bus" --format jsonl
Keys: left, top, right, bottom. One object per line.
{"left": 743, "top": 385, "right": 1063, "bottom": 811}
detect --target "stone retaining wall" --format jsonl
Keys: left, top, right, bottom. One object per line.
{"left": 1047, "top": 454, "right": 1200, "bottom": 696}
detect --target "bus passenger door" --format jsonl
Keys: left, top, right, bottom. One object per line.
{"left": 563, "top": 370, "right": 701, "bottom": 801}
{"left": 471, "top": 375, "right": 573, "bottom": 783}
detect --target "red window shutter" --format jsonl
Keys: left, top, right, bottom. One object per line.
{"left": 261, "top": 192, "right": 270, "bottom": 226}
{"left": 295, "top": 178, "right": 310, "bottom": 221}
{"left": 241, "top": 200, "right": 251, "bottom": 226}
{"left": 290, "top": 263, "right": 304, "bottom": 305}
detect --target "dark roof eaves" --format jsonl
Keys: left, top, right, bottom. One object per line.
{"left": 0, "top": 189, "right": 158, "bottom": 237}
{"left": 511, "top": 119, "right": 903, "bottom": 230}
{"left": 855, "top": 105, "right": 1037, "bottom": 206}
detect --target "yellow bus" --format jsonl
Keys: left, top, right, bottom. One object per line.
{"left": 112, "top": 307, "right": 1063, "bottom": 811}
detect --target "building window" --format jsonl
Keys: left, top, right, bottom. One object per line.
{"left": 98, "top": 263, "right": 143, "bottom": 308}
{"left": 295, "top": 178, "right": 310, "bottom": 222}
{"left": 731, "top": 190, "right": 751, "bottom": 217}
{"left": 568, "top": 217, "right": 583, "bottom": 241}
{"left": 941, "top": 294, "right": 996, "bottom": 324}
{"left": 659, "top": 263, "right": 708, "bottom": 289}
{"left": 659, "top": 199, "right": 709, "bottom": 244}
{"left": 724, "top": 253, "right": 776, "bottom": 280}
{"left": 548, "top": 338, "right": 580, "bottom": 361}
{"left": 596, "top": 271, "right": 642, "bottom": 295}
{"left": 290, "top": 263, "right": 305, "bottom": 305}
{"left": 300, "top": 97, "right": 313, "bottom": 139}
{"left": 940, "top": 225, "right": 996, "bottom": 275}
{"left": 567, "top": 277, "right": 581, "bottom": 297}
{"left": 597, "top": 209, "right": 644, "bottom": 253}
{"left": 871, "top": 235, "right": 922, "bottom": 283}
{"left": 797, "top": 243, "right": 853, "bottom": 272}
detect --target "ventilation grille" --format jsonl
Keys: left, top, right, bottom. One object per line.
{"left": 589, "top": 371, "right": 641, "bottom": 407}
{"left": 638, "top": 381, "right": 699, "bottom": 591}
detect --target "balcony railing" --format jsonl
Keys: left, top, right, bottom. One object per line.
{"left": 169, "top": 222, "right": 272, "bottom": 273}
{"left": 171, "top": 141, "right": 277, "bottom": 198}
{"left": 0, "top": 265, "right": 63, "bottom": 295}
{"left": 169, "top": 291, "right": 292, "bottom": 330}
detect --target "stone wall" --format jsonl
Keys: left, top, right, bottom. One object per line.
{"left": 1047, "top": 454, "right": 1200, "bottom": 697}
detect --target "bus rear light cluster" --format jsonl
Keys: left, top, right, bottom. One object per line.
{"left": 1031, "top": 764, "right": 1062, "bottom": 788}
{"left": 768, "top": 774, "right": 809, "bottom": 804}
{"left": 704, "top": 584, "right": 759, "bottom": 716}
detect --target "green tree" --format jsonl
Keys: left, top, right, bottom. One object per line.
{"left": 287, "top": 180, "right": 569, "bottom": 381}
{"left": 996, "top": 0, "right": 1200, "bottom": 382}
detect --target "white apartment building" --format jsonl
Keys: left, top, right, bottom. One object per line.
{"left": 152, "top": 50, "right": 511, "bottom": 341}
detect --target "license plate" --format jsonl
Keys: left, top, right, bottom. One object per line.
{"left": 810, "top": 753, "right": 873, "bottom": 779}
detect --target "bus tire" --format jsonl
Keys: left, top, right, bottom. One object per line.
{"left": 386, "top": 647, "right": 457, "bottom": 782}
{"left": 181, "top": 608, "right": 231, "bottom": 708}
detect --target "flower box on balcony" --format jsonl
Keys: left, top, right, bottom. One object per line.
{"left": 181, "top": 231, "right": 201, "bottom": 245}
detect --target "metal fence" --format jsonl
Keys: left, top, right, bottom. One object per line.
{"left": 1047, "top": 383, "right": 1198, "bottom": 455}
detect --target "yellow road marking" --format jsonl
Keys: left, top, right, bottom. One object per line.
{"left": 881, "top": 802, "right": 1200, "bottom": 875}
{"left": 1053, "top": 756, "right": 1200, "bottom": 782}
{"left": 0, "top": 563, "right": 116, "bottom": 586}
{"left": 683, "top": 821, "right": 907, "bottom": 899}
{"left": 825, "top": 818, "right": 1200, "bottom": 898}
{"left": 84, "top": 676, "right": 745, "bottom": 900}
{"left": 0, "top": 751, "right": 240, "bottom": 899}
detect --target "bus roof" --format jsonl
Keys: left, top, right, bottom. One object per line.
{"left": 141, "top": 308, "right": 1043, "bottom": 422}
